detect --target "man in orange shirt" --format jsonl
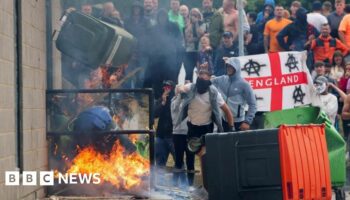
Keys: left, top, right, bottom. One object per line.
{"left": 311, "top": 23, "right": 348, "bottom": 62}
{"left": 339, "top": 5, "right": 350, "bottom": 48}
{"left": 264, "top": 5, "right": 292, "bottom": 53}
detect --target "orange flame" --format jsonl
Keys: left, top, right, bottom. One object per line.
{"left": 84, "top": 65, "right": 128, "bottom": 89}
{"left": 129, "top": 134, "right": 138, "bottom": 144}
{"left": 58, "top": 140, "right": 150, "bottom": 190}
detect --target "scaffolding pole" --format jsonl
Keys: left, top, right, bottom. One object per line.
{"left": 237, "top": 0, "right": 245, "bottom": 56}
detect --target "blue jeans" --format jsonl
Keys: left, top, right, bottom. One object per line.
{"left": 155, "top": 137, "right": 175, "bottom": 167}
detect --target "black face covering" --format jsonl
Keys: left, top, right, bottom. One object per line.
{"left": 196, "top": 77, "right": 212, "bottom": 94}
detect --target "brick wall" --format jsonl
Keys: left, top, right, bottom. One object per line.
{"left": 0, "top": 0, "right": 61, "bottom": 199}
{"left": 0, "top": 0, "right": 17, "bottom": 198}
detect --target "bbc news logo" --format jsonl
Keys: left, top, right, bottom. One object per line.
{"left": 5, "top": 171, "right": 101, "bottom": 186}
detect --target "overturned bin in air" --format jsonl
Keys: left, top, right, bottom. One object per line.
{"left": 55, "top": 10, "right": 136, "bottom": 69}
{"left": 205, "top": 124, "right": 333, "bottom": 200}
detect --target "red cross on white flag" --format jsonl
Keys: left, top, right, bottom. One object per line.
{"left": 237, "top": 51, "right": 313, "bottom": 112}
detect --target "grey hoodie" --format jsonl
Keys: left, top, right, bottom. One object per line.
{"left": 171, "top": 94, "right": 188, "bottom": 135}
{"left": 212, "top": 57, "right": 257, "bottom": 124}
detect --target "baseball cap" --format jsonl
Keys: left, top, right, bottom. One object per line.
{"left": 223, "top": 31, "right": 233, "bottom": 38}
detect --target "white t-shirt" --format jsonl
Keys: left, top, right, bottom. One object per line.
{"left": 311, "top": 92, "right": 338, "bottom": 125}
{"left": 182, "top": 83, "right": 225, "bottom": 126}
{"left": 330, "top": 66, "right": 344, "bottom": 82}
{"left": 307, "top": 13, "right": 328, "bottom": 32}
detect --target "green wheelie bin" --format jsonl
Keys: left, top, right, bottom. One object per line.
{"left": 55, "top": 10, "right": 136, "bottom": 69}
{"left": 264, "top": 106, "right": 346, "bottom": 198}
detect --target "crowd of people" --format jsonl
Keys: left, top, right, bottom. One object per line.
{"left": 71, "top": 0, "right": 350, "bottom": 190}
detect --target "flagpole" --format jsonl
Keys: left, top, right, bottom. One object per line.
{"left": 237, "top": 0, "right": 244, "bottom": 56}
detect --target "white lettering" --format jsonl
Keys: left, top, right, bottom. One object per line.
{"left": 69, "top": 173, "right": 78, "bottom": 184}
{"left": 256, "top": 79, "right": 264, "bottom": 88}
{"left": 79, "top": 173, "right": 92, "bottom": 184}
{"left": 280, "top": 77, "right": 286, "bottom": 85}
{"left": 58, "top": 173, "right": 69, "bottom": 184}
{"left": 294, "top": 75, "right": 299, "bottom": 83}
{"left": 5, "top": 171, "right": 102, "bottom": 185}
{"left": 266, "top": 78, "right": 272, "bottom": 87}
{"left": 93, "top": 173, "right": 101, "bottom": 184}
{"left": 287, "top": 76, "right": 293, "bottom": 83}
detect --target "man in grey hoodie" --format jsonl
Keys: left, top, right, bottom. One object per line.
{"left": 212, "top": 57, "right": 257, "bottom": 131}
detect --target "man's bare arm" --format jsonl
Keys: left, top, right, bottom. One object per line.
{"left": 264, "top": 35, "right": 269, "bottom": 53}
{"left": 339, "top": 31, "right": 349, "bottom": 48}
{"left": 220, "top": 103, "right": 234, "bottom": 127}
{"left": 342, "top": 95, "right": 350, "bottom": 120}
{"left": 329, "top": 83, "right": 347, "bottom": 100}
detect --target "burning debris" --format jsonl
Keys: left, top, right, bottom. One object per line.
{"left": 47, "top": 89, "right": 153, "bottom": 197}
{"left": 55, "top": 140, "right": 150, "bottom": 190}
{"left": 50, "top": 104, "right": 150, "bottom": 191}
{"left": 84, "top": 64, "right": 131, "bottom": 89}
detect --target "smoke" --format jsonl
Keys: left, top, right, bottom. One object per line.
{"left": 141, "top": 8, "right": 185, "bottom": 99}
{"left": 55, "top": 2, "right": 186, "bottom": 97}
{"left": 48, "top": 2, "right": 202, "bottom": 198}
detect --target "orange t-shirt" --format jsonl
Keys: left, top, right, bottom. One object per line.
{"left": 339, "top": 14, "right": 350, "bottom": 47}
{"left": 264, "top": 18, "right": 292, "bottom": 52}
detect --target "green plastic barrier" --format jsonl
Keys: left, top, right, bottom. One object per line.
{"left": 264, "top": 106, "right": 346, "bottom": 187}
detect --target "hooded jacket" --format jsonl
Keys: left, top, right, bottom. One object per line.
{"left": 154, "top": 90, "right": 175, "bottom": 138}
{"left": 256, "top": 0, "right": 275, "bottom": 24}
{"left": 175, "top": 84, "right": 224, "bottom": 132}
{"left": 277, "top": 8, "right": 319, "bottom": 51}
{"left": 212, "top": 58, "right": 257, "bottom": 124}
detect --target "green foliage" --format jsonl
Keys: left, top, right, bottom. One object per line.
{"left": 135, "top": 140, "right": 149, "bottom": 158}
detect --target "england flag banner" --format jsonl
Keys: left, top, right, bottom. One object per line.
{"left": 236, "top": 51, "right": 313, "bottom": 112}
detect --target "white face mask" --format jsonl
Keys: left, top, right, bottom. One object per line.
{"left": 315, "top": 83, "right": 327, "bottom": 94}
